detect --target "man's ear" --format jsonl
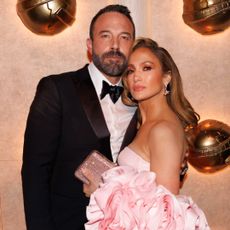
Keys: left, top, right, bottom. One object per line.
{"left": 86, "top": 38, "right": 93, "bottom": 61}
{"left": 86, "top": 38, "right": 93, "bottom": 55}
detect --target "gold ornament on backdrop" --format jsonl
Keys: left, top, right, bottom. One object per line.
{"left": 188, "top": 119, "right": 230, "bottom": 173}
{"left": 183, "top": 0, "right": 230, "bottom": 35}
{"left": 16, "top": 0, "right": 76, "bottom": 35}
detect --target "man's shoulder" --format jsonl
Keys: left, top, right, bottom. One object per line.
{"left": 35, "top": 64, "right": 90, "bottom": 93}
{"left": 44, "top": 64, "right": 89, "bottom": 82}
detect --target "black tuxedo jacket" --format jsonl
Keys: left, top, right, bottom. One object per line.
{"left": 21, "top": 65, "right": 137, "bottom": 230}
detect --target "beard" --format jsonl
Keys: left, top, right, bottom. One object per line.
{"left": 92, "top": 50, "right": 128, "bottom": 77}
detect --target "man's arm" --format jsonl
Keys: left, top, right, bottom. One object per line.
{"left": 22, "top": 77, "right": 61, "bottom": 230}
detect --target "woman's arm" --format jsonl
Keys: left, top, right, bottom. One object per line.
{"left": 148, "top": 121, "right": 184, "bottom": 195}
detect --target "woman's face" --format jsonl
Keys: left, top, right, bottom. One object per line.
{"left": 126, "top": 47, "right": 168, "bottom": 102}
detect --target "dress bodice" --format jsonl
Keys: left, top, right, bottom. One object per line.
{"left": 118, "top": 147, "right": 150, "bottom": 172}
{"left": 86, "top": 150, "right": 210, "bottom": 229}
{"left": 86, "top": 148, "right": 210, "bottom": 230}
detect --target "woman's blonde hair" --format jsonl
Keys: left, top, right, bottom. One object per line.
{"left": 122, "top": 38, "right": 200, "bottom": 132}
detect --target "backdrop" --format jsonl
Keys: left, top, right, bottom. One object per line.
{"left": 0, "top": 0, "right": 229, "bottom": 229}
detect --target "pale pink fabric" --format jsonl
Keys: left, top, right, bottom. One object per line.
{"left": 85, "top": 148, "right": 210, "bottom": 230}
{"left": 117, "top": 147, "right": 149, "bottom": 172}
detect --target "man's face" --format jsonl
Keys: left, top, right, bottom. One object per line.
{"left": 87, "top": 12, "right": 134, "bottom": 81}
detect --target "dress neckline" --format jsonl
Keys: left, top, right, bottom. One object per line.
{"left": 125, "top": 146, "right": 150, "bottom": 164}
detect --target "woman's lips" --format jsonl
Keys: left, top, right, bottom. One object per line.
{"left": 133, "top": 85, "right": 145, "bottom": 92}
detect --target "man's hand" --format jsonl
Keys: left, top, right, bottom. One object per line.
{"left": 180, "top": 151, "right": 189, "bottom": 181}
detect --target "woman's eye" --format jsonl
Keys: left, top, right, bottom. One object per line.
{"left": 143, "top": 66, "right": 152, "bottom": 71}
{"left": 126, "top": 69, "right": 134, "bottom": 75}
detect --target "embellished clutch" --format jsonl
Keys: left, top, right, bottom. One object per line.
{"left": 74, "top": 150, "right": 116, "bottom": 185}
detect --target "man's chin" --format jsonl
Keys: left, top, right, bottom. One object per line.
{"left": 109, "top": 74, "right": 122, "bottom": 78}
{"left": 104, "top": 65, "right": 125, "bottom": 76}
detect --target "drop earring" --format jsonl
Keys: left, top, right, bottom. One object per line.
{"left": 164, "top": 83, "right": 170, "bottom": 95}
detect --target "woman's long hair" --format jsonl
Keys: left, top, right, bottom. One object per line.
{"left": 122, "top": 38, "right": 199, "bottom": 142}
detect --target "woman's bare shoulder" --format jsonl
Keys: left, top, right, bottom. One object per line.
{"left": 148, "top": 120, "right": 182, "bottom": 138}
{"left": 147, "top": 120, "right": 185, "bottom": 154}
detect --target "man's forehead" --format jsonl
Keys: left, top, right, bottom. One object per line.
{"left": 93, "top": 12, "right": 134, "bottom": 33}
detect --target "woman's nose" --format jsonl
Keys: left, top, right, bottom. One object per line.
{"left": 133, "top": 72, "right": 141, "bottom": 82}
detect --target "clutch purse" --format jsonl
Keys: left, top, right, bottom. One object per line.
{"left": 74, "top": 150, "right": 116, "bottom": 185}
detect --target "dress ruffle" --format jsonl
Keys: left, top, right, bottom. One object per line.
{"left": 85, "top": 166, "right": 210, "bottom": 230}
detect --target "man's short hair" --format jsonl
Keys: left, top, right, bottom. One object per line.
{"left": 89, "top": 4, "right": 135, "bottom": 40}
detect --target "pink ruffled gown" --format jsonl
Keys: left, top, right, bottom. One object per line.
{"left": 85, "top": 147, "right": 210, "bottom": 230}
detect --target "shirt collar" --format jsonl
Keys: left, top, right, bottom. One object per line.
{"left": 88, "top": 62, "right": 122, "bottom": 97}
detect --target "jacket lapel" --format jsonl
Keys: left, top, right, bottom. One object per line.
{"left": 72, "top": 66, "right": 112, "bottom": 158}
{"left": 120, "top": 109, "right": 138, "bottom": 151}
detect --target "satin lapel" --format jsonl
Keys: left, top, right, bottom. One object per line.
{"left": 120, "top": 109, "right": 138, "bottom": 151}
{"left": 72, "top": 66, "right": 112, "bottom": 158}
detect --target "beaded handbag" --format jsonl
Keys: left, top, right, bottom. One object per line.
{"left": 74, "top": 150, "right": 116, "bottom": 185}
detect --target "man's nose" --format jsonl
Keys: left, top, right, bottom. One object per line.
{"left": 111, "top": 37, "right": 119, "bottom": 50}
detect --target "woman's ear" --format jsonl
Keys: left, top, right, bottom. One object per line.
{"left": 163, "top": 72, "right": 172, "bottom": 96}
{"left": 163, "top": 72, "right": 172, "bottom": 85}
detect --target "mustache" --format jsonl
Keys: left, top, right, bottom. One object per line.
{"left": 102, "top": 50, "right": 126, "bottom": 59}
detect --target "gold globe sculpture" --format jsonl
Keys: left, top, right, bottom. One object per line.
{"left": 188, "top": 119, "right": 230, "bottom": 173}
{"left": 16, "top": 0, "right": 76, "bottom": 35}
{"left": 183, "top": 0, "right": 230, "bottom": 35}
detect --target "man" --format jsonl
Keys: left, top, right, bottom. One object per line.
{"left": 21, "top": 4, "right": 137, "bottom": 230}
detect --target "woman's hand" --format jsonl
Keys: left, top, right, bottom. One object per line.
{"left": 82, "top": 168, "right": 99, "bottom": 197}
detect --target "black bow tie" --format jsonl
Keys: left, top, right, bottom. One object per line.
{"left": 100, "top": 80, "right": 124, "bottom": 104}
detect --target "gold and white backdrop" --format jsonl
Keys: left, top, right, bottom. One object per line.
{"left": 0, "top": 0, "right": 229, "bottom": 229}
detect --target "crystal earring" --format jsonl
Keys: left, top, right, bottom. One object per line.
{"left": 164, "top": 83, "right": 170, "bottom": 95}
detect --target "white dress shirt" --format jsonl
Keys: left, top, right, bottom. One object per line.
{"left": 88, "top": 63, "right": 136, "bottom": 162}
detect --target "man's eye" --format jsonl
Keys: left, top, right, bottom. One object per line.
{"left": 101, "top": 34, "right": 110, "bottom": 38}
{"left": 121, "top": 35, "right": 131, "bottom": 40}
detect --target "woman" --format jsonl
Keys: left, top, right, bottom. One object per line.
{"left": 84, "top": 38, "right": 210, "bottom": 229}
